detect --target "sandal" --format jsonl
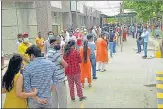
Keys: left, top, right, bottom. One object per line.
{"left": 79, "top": 96, "right": 87, "bottom": 101}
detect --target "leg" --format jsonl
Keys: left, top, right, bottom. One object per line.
{"left": 97, "top": 62, "right": 102, "bottom": 70}
{"left": 101, "top": 63, "right": 106, "bottom": 71}
{"left": 109, "top": 42, "right": 113, "bottom": 58}
{"left": 143, "top": 42, "right": 148, "bottom": 57}
{"left": 51, "top": 86, "right": 58, "bottom": 108}
{"left": 137, "top": 40, "right": 141, "bottom": 53}
{"left": 113, "top": 42, "right": 116, "bottom": 53}
{"left": 67, "top": 75, "right": 75, "bottom": 99}
{"left": 56, "top": 82, "right": 67, "bottom": 108}
{"left": 74, "top": 73, "right": 83, "bottom": 98}
{"left": 90, "top": 54, "right": 96, "bottom": 77}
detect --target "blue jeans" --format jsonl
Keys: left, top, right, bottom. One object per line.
{"left": 143, "top": 42, "right": 148, "bottom": 57}
{"left": 90, "top": 53, "right": 96, "bottom": 77}
{"left": 109, "top": 42, "right": 114, "bottom": 57}
{"left": 137, "top": 40, "right": 142, "bottom": 53}
{"left": 113, "top": 42, "right": 116, "bottom": 53}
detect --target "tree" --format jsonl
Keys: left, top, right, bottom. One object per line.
{"left": 124, "top": 1, "right": 163, "bottom": 22}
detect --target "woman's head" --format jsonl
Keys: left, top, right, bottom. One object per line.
{"left": 64, "top": 40, "right": 76, "bottom": 56}
{"left": 2, "top": 54, "right": 23, "bottom": 92}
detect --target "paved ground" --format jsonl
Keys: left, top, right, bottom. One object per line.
{"left": 2, "top": 37, "right": 163, "bottom": 108}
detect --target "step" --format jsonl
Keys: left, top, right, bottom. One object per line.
{"left": 157, "top": 84, "right": 163, "bottom": 89}
{"left": 156, "top": 77, "right": 163, "bottom": 81}
{"left": 157, "top": 93, "right": 163, "bottom": 99}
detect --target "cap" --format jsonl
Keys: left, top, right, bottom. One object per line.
{"left": 22, "top": 32, "right": 29, "bottom": 37}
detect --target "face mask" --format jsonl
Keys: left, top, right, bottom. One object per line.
{"left": 18, "top": 38, "right": 22, "bottom": 42}
{"left": 23, "top": 38, "right": 29, "bottom": 43}
{"left": 54, "top": 45, "right": 61, "bottom": 50}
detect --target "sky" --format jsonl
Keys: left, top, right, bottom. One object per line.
{"left": 81, "top": 1, "right": 122, "bottom": 16}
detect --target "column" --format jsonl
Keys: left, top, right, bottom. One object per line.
{"left": 35, "top": 1, "right": 52, "bottom": 40}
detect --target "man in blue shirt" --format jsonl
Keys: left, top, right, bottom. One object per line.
{"left": 141, "top": 27, "right": 149, "bottom": 59}
{"left": 23, "top": 45, "right": 59, "bottom": 108}
{"left": 87, "top": 34, "right": 97, "bottom": 79}
{"left": 109, "top": 29, "right": 115, "bottom": 58}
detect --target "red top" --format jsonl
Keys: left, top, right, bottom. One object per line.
{"left": 63, "top": 49, "right": 82, "bottom": 75}
{"left": 73, "top": 32, "right": 83, "bottom": 46}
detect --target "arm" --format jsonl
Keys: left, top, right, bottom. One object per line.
{"left": 61, "top": 58, "right": 68, "bottom": 68}
{"left": 77, "top": 51, "right": 82, "bottom": 63}
{"left": 44, "top": 41, "right": 47, "bottom": 56}
{"left": 16, "top": 74, "right": 37, "bottom": 99}
{"left": 18, "top": 46, "right": 30, "bottom": 63}
{"left": 2, "top": 88, "right": 6, "bottom": 94}
{"left": 23, "top": 68, "right": 32, "bottom": 94}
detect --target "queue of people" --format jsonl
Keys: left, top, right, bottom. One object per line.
{"left": 2, "top": 25, "right": 119, "bottom": 108}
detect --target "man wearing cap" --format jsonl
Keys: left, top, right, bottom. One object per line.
{"left": 18, "top": 32, "right": 32, "bottom": 66}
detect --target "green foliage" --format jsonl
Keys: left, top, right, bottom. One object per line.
{"left": 124, "top": 1, "right": 163, "bottom": 22}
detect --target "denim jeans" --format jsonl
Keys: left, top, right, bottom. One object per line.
{"left": 137, "top": 40, "right": 142, "bottom": 53}
{"left": 90, "top": 53, "right": 96, "bottom": 77}
{"left": 143, "top": 42, "right": 148, "bottom": 57}
{"left": 109, "top": 42, "right": 114, "bottom": 57}
{"left": 113, "top": 42, "right": 116, "bottom": 53}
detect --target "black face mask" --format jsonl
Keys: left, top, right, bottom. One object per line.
{"left": 54, "top": 45, "right": 61, "bottom": 50}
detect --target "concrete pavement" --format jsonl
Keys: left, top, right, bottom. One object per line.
{"left": 2, "top": 37, "right": 163, "bottom": 108}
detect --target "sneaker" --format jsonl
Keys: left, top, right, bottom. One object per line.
{"left": 96, "top": 69, "right": 101, "bottom": 71}
{"left": 71, "top": 98, "right": 75, "bottom": 102}
{"left": 79, "top": 96, "right": 87, "bottom": 101}
{"left": 93, "top": 77, "right": 97, "bottom": 79}
{"left": 101, "top": 69, "right": 106, "bottom": 72}
{"left": 88, "top": 84, "right": 92, "bottom": 88}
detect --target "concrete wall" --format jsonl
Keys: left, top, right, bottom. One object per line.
{"left": 2, "top": 2, "right": 37, "bottom": 54}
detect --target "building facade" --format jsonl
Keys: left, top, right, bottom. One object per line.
{"left": 2, "top": 1, "right": 101, "bottom": 54}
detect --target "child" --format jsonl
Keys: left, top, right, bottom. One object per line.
{"left": 63, "top": 40, "right": 86, "bottom": 101}
{"left": 87, "top": 34, "right": 97, "bottom": 79}
{"left": 80, "top": 40, "right": 92, "bottom": 87}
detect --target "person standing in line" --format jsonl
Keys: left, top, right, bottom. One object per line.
{"left": 113, "top": 31, "right": 118, "bottom": 54}
{"left": 23, "top": 45, "right": 59, "bottom": 108}
{"left": 87, "top": 34, "right": 97, "bottom": 79}
{"left": 108, "top": 30, "right": 115, "bottom": 58}
{"left": 44, "top": 31, "right": 55, "bottom": 56}
{"left": 2, "top": 54, "right": 38, "bottom": 108}
{"left": 83, "top": 29, "right": 88, "bottom": 40}
{"left": 80, "top": 40, "right": 92, "bottom": 88}
{"left": 141, "top": 27, "right": 149, "bottom": 59}
{"left": 36, "top": 32, "right": 44, "bottom": 57}
{"left": 46, "top": 37, "right": 68, "bottom": 108}
{"left": 63, "top": 40, "right": 86, "bottom": 102}
{"left": 73, "top": 28, "right": 83, "bottom": 50}
{"left": 16, "top": 34, "right": 22, "bottom": 52}
{"left": 18, "top": 32, "right": 32, "bottom": 67}
{"left": 132, "top": 25, "right": 135, "bottom": 38}
{"left": 96, "top": 33, "right": 109, "bottom": 72}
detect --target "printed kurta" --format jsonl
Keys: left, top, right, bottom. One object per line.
{"left": 96, "top": 38, "right": 108, "bottom": 63}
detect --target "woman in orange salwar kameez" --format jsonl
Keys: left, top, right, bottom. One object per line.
{"left": 96, "top": 32, "right": 108, "bottom": 72}
{"left": 80, "top": 40, "right": 92, "bottom": 88}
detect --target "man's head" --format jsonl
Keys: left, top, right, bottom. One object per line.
{"left": 143, "top": 27, "right": 147, "bottom": 32}
{"left": 87, "top": 34, "right": 94, "bottom": 41}
{"left": 83, "top": 29, "right": 87, "bottom": 35}
{"left": 22, "top": 32, "right": 29, "bottom": 44}
{"left": 101, "top": 32, "right": 106, "bottom": 39}
{"left": 17, "top": 34, "right": 22, "bottom": 42}
{"left": 26, "top": 45, "right": 42, "bottom": 61}
{"left": 49, "top": 36, "right": 61, "bottom": 50}
{"left": 48, "top": 31, "right": 54, "bottom": 36}
{"left": 75, "top": 28, "right": 80, "bottom": 33}
{"left": 38, "top": 32, "right": 41, "bottom": 37}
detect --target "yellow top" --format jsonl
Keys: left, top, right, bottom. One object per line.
{"left": 3, "top": 73, "right": 27, "bottom": 108}
{"left": 36, "top": 37, "right": 44, "bottom": 53}
{"left": 18, "top": 42, "right": 32, "bottom": 67}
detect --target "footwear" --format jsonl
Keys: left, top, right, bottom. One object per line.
{"left": 71, "top": 98, "right": 75, "bottom": 102}
{"left": 142, "top": 56, "right": 147, "bottom": 59}
{"left": 79, "top": 96, "right": 87, "bottom": 101}
{"left": 96, "top": 69, "right": 101, "bottom": 71}
{"left": 101, "top": 69, "right": 106, "bottom": 72}
{"left": 88, "top": 84, "right": 92, "bottom": 88}
{"left": 93, "top": 77, "right": 97, "bottom": 79}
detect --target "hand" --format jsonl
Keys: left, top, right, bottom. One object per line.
{"left": 50, "top": 86, "right": 55, "bottom": 92}
{"left": 37, "top": 97, "right": 48, "bottom": 104}
{"left": 32, "top": 88, "right": 38, "bottom": 95}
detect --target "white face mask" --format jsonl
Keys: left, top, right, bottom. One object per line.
{"left": 23, "top": 38, "right": 29, "bottom": 43}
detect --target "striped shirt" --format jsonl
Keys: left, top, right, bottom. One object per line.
{"left": 46, "top": 47, "right": 65, "bottom": 83}
{"left": 23, "top": 57, "right": 58, "bottom": 103}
